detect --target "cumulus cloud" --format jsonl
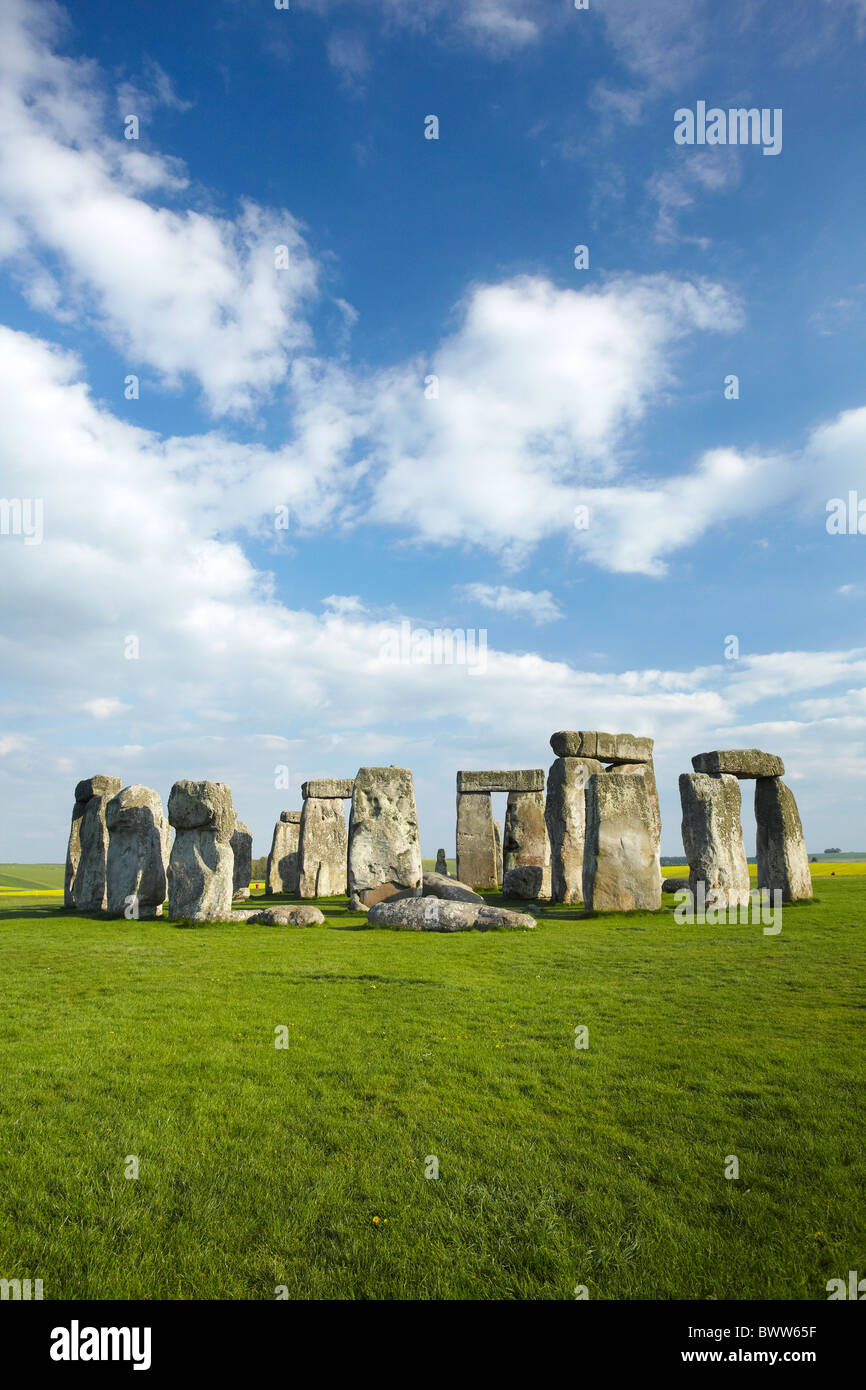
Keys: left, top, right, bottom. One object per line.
{"left": 455, "top": 583, "right": 564, "bottom": 625}
{"left": 0, "top": 0, "right": 319, "bottom": 415}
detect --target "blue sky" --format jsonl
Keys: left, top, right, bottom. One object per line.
{"left": 1, "top": 0, "right": 865, "bottom": 860}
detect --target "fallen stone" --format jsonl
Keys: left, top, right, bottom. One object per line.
{"left": 68, "top": 774, "right": 123, "bottom": 911}
{"left": 422, "top": 871, "right": 484, "bottom": 903}
{"left": 545, "top": 756, "right": 604, "bottom": 903}
{"left": 583, "top": 772, "right": 661, "bottom": 911}
{"left": 502, "top": 864, "right": 544, "bottom": 898}
{"left": 679, "top": 773, "right": 750, "bottom": 908}
{"left": 550, "top": 731, "right": 653, "bottom": 764}
{"left": 246, "top": 905, "right": 326, "bottom": 926}
{"left": 266, "top": 812, "right": 301, "bottom": 895}
{"left": 435, "top": 847, "right": 448, "bottom": 875}
{"left": 301, "top": 778, "right": 355, "bottom": 800}
{"left": 457, "top": 769, "right": 544, "bottom": 793}
{"left": 368, "top": 897, "right": 535, "bottom": 931}
{"left": 348, "top": 766, "right": 423, "bottom": 905}
{"left": 755, "top": 777, "right": 812, "bottom": 901}
{"left": 692, "top": 749, "right": 785, "bottom": 779}
{"left": 105, "top": 784, "right": 170, "bottom": 918}
{"left": 455, "top": 791, "right": 498, "bottom": 890}
{"left": 298, "top": 797, "right": 347, "bottom": 896}
{"left": 167, "top": 780, "right": 236, "bottom": 920}
{"left": 230, "top": 819, "right": 252, "bottom": 900}
{"left": 662, "top": 877, "right": 691, "bottom": 893}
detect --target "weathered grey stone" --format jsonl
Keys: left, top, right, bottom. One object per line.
{"left": 692, "top": 749, "right": 785, "bottom": 779}
{"left": 502, "top": 864, "right": 544, "bottom": 899}
{"left": 266, "top": 813, "right": 301, "bottom": 895}
{"left": 455, "top": 791, "right": 497, "bottom": 890}
{"left": 422, "top": 871, "right": 484, "bottom": 904}
{"left": 167, "top": 780, "right": 235, "bottom": 921}
{"left": 617, "top": 761, "right": 661, "bottom": 838}
{"left": 662, "top": 876, "right": 690, "bottom": 893}
{"left": 64, "top": 800, "right": 85, "bottom": 907}
{"left": 755, "top": 777, "right": 812, "bottom": 901}
{"left": 368, "top": 897, "right": 535, "bottom": 931}
{"left": 457, "top": 769, "right": 545, "bottom": 793}
{"left": 68, "top": 774, "right": 123, "bottom": 911}
{"left": 583, "top": 772, "right": 661, "bottom": 911}
{"left": 435, "top": 847, "right": 448, "bottom": 875}
{"left": 301, "top": 778, "right": 354, "bottom": 800}
{"left": 247, "top": 905, "right": 325, "bottom": 926}
{"left": 298, "top": 797, "right": 347, "bottom": 897}
{"left": 105, "top": 784, "right": 170, "bottom": 918}
{"left": 347, "top": 766, "right": 423, "bottom": 907}
{"left": 550, "top": 731, "right": 654, "bottom": 764}
{"left": 679, "top": 773, "right": 750, "bottom": 908}
{"left": 230, "top": 819, "right": 252, "bottom": 899}
{"left": 493, "top": 820, "right": 503, "bottom": 885}
{"left": 475, "top": 905, "right": 537, "bottom": 930}
{"left": 545, "top": 756, "right": 604, "bottom": 903}
{"left": 503, "top": 790, "right": 551, "bottom": 897}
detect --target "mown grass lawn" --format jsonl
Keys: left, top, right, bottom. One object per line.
{"left": 0, "top": 877, "right": 863, "bottom": 1301}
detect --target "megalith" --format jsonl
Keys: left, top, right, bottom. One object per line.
{"left": 266, "top": 811, "right": 301, "bottom": 895}
{"left": 435, "top": 848, "right": 448, "bottom": 875}
{"left": 583, "top": 771, "right": 661, "bottom": 911}
{"left": 545, "top": 755, "right": 604, "bottom": 903}
{"left": 348, "top": 766, "right": 423, "bottom": 907}
{"left": 493, "top": 820, "right": 503, "bottom": 886}
{"left": 455, "top": 791, "right": 497, "bottom": 891}
{"left": 755, "top": 777, "right": 812, "bottom": 901}
{"left": 66, "top": 775, "right": 123, "bottom": 911}
{"left": 503, "top": 790, "right": 551, "bottom": 898}
{"left": 231, "top": 819, "right": 253, "bottom": 900}
{"left": 298, "top": 798, "right": 347, "bottom": 897}
{"left": 167, "top": 780, "right": 235, "bottom": 921}
{"left": 679, "top": 772, "right": 750, "bottom": 908}
{"left": 105, "top": 784, "right": 170, "bottom": 918}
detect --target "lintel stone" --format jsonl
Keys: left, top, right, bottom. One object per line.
{"left": 692, "top": 749, "right": 784, "bottom": 779}
{"left": 457, "top": 769, "right": 544, "bottom": 793}
{"left": 301, "top": 778, "right": 355, "bottom": 800}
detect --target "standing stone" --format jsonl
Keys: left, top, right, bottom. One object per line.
{"left": 266, "top": 811, "right": 301, "bottom": 895}
{"left": 64, "top": 797, "right": 86, "bottom": 907}
{"left": 679, "top": 773, "right": 750, "bottom": 908}
{"left": 435, "top": 848, "right": 448, "bottom": 875}
{"left": 298, "top": 798, "right": 347, "bottom": 897}
{"left": 167, "top": 780, "right": 235, "bottom": 921}
{"left": 755, "top": 777, "right": 812, "bottom": 901}
{"left": 348, "top": 766, "right": 423, "bottom": 908}
{"left": 493, "top": 820, "right": 503, "bottom": 886}
{"left": 503, "top": 790, "right": 551, "bottom": 898}
{"left": 67, "top": 775, "right": 123, "bottom": 911}
{"left": 105, "top": 784, "right": 170, "bottom": 918}
{"left": 455, "top": 791, "right": 497, "bottom": 891}
{"left": 545, "top": 756, "right": 604, "bottom": 903}
{"left": 231, "top": 819, "right": 253, "bottom": 900}
{"left": 583, "top": 772, "right": 661, "bottom": 911}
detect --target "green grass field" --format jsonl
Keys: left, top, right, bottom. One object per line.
{"left": 0, "top": 870, "right": 863, "bottom": 1301}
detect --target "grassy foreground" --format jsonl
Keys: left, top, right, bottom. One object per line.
{"left": 0, "top": 876, "right": 864, "bottom": 1301}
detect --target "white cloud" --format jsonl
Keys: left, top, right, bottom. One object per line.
{"left": 355, "top": 273, "right": 743, "bottom": 564}
{"left": 0, "top": 0, "right": 319, "bottom": 415}
{"left": 1, "top": 317, "right": 865, "bottom": 858}
{"left": 455, "top": 583, "right": 563, "bottom": 625}
{"left": 83, "top": 698, "right": 129, "bottom": 720}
